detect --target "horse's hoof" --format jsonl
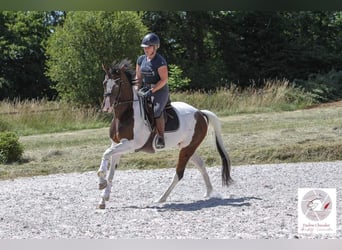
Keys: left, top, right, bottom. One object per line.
{"left": 155, "top": 198, "right": 166, "bottom": 203}
{"left": 97, "top": 171, "right": 106, "bottom": 178}
{"left": 99, "top": 180, "right": 107, "bottom": 190}
{"left": 97, "top": 204, "right": 106, "bottom": 209}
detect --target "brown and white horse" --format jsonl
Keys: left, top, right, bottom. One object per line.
{"left": 97, "top": 59, "right": 232, "bottom": 209}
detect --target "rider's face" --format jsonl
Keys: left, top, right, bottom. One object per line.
{"left": 143, "top": 45, "right": 156, "bottom": 58}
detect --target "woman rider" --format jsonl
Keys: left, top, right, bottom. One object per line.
{"left": 135, "top": 33, "right": 169, "bottom": 149}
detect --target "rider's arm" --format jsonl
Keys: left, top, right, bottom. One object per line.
{"left": 134, "top": 64, "right": 142, "bottom": 88}
{"left": 151, "top": 65, "right": 168, "bottom": 93}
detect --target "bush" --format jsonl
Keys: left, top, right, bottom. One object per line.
{"left": 168, "top": 64, "right": 190, "bottom": 91}
{"left": 0, "top": 120, "right": 10, "bottom": 132}
{"left": 0, "top": 132, "right": 24, "bottom": 163}
{"left": 294, "top": 69, "right": 342, "bottom": 102}
{"left": 46, "top": 11, "right": 148, "bottom": 105}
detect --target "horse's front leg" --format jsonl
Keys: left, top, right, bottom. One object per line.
{"left": 97, "top": 142, "right": 117, "bottom": 190}
{"left": 97, "top": 139, "right": 134, "bottom": 209}
{"left": 98, "top": 154, "right": 121, "bottom": 209}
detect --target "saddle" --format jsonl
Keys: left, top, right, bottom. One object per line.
{"left": 136, "top": 94, "right": 180, "bottom": 153}
{"left": 141, "top": 95, "right": 179, "bottom": 133}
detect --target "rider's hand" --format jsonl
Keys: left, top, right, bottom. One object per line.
{"left": 144, "top": 88, "right": 152, "bottom": 98}
{"left": 138, "top": 88, "right": 152, "bottom": 98}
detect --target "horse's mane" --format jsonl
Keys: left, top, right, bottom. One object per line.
{"left": 110, "top": 59, "right": 135, "bottom": 84}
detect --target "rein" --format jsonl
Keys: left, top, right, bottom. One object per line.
{"left": 114, "top": 99, "right": 138, "bottom": 107}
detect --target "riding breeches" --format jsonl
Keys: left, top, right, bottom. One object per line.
{"left": 151, "top": 84, "right": 169, "bottom": 118}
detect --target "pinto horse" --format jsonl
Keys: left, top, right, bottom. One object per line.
{"left": 97, "top": 59, "right": 232, "bottom": 209}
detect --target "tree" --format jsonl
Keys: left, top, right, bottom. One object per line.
{"left": 283, "top": 11, "right": 342, "bottom": 79}
{"left": 142, "top": 11, "right": 226, "bottom": 90}
{"left": 142, "top": 11, "right": 342, "bottom": 90}
{"left": 0, "top": 11, "right": 56, "bottom": 100}
{"left": 46, "top": 11, "right": 147, "bottom": 105}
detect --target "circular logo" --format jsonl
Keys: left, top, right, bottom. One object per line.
{"left": 301, "top": 189, "right": 332, "bottom": 221}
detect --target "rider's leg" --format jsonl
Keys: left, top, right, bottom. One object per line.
{"left": 152, "top": 85, "right": 169, "bottom": 149}
{"left": 155, "top": 115, "right": 165, "bottom": 148}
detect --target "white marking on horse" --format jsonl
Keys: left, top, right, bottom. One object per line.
{"left": 96, "top": 60, "right": 232, "bottom": 209}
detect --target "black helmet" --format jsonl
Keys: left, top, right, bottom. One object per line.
{"left": 141, "top": 33, "right": 160, "bottom": 48}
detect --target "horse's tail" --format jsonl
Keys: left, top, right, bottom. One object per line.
{"left": 201, "top": 110, "right": 232, "bottom": 186}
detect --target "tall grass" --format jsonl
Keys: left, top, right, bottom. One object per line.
{"left": 0, "top": 99, "right": 110, "bottom": 136}
{"left": 0, "top": 80, "right": 340, "bottom": 179}
{"left": 171, "top": 79, "right": 315, "bottom": 115}
{"left": 0, "top": 80, "right": 315, "bottom": 135}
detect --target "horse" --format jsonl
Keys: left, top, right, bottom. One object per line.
{"left": 96, "top": 59, "right": 232, "bottom": 209}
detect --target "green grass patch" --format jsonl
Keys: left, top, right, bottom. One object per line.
{"left": 0, "top": 80, "right": 339, "bottom": 180}
{"left": 0, "top": 99, "right": 111, "bottom": 136}
{"left": 1, "top": 80, "right": 315, "bottom": 136}
{"left": 0, "top": 104, "right": 341, "bottom": 180}
{"left": 171, "top": 79, "right": 315, "bottom": 116}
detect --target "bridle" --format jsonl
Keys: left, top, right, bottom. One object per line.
{"left": 104, "top": 73, "right": 136, "bottom": 108}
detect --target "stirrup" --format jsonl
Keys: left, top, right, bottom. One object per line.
{"left": 155, "top": 136, "right": 165, "bottom": 149}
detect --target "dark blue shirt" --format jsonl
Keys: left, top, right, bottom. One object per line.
{"left": 137, "top": 53, "right": 167, "bottom": 86}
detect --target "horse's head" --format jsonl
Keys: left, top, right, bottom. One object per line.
{"left": 101, "top": 59, "right": 135, "bottom": 112}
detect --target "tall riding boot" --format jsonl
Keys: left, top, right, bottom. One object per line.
{"left": 155, "top": 116, "right": 165, "bottom": 149}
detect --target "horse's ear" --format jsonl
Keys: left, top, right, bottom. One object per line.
{"left": 102, "top": 63, "right": 109, "bottom": 72}
{"left": 119, "top": 59, "right": 131, "bottom": 72}
{"left": 120, "top": 64, "right": 127, "bottom": 72}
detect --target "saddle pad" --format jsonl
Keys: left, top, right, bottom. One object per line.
{"left": 165, "top": 106, "right": 179, "bottom": 132}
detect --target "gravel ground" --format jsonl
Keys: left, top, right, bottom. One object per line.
{"left": 0, "top": 161, "right": 341, "bottom": 239}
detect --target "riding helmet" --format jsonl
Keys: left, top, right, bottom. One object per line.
{"left": 141, "top": 33, "right": 160, "bottom": 48}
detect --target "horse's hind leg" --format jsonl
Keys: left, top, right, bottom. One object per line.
{"left": 156, "top": 147, "right": 195, "bottom": 203}
{"left": 190, "top": 152, "right": 213, "bottom": 198}
{"left": 157, "top": 151, "right": 214, "bottom": 203}
{"left": 156, "top": 173, "right": 180, "bottom": 203}
{"left": 157, "top": 111, "right": 208, "bottom": 203}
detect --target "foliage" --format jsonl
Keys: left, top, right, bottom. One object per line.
{"left": 0, "top": 11, "right": 61, "bottom": 100}
{"left": 142, "top": 11, "right": 342, "bottom": 90}
{"left": 1, "top": 11, "right": 342, "bottom": 105}
{"left": 142, "top": 11, "right": 228, "bottom": 90}
{"left": 294, "top": 69, "right": 342, "bottom": 102}
{"left": 0, "top": 131, "right": 24, "bottom": 163}
{"left": 0, "top": 120, "right": 10, "bottom": 132}
{"left": 46, "top": 11, "right": 147, "bottom": 105}
{"left": 167, "top": 64, "right": 190, "bottom": 91}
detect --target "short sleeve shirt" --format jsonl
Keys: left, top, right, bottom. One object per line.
{"left": 137, "top": 53, "right": 167, "bottom": 86}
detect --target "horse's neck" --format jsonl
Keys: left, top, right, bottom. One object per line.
{"left": 113, "top": 86, "right": 137, "bottom": 116}
{"left": 132, "top": 86, "right": 139, "bottom": 100}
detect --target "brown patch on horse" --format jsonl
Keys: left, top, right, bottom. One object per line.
{"left": 108, "top": 66, "right": 135, "bottom": 143}
{"left": 176, "top": 111, "right": 208, "bottom": 180}
{"left": 109, "top": 109, "right": 134, "bottom": 143}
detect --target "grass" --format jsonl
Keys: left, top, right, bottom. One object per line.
{"left": 1, "top": 80, "right": 340, "bottom": 180}
{"left": 0, "top": 80, "right": 315, "bottom": 136}
{"left": 0, "top": 103, "right": 341, "bottom": 180}
{"left": 0, "top": 99, "right": 110, "bottom": 136}
{"left": 171, "top": 80, "right": 315, "bottom": 116}
{"left": 219, "top": 105, "right": 342, "bottom": 165}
